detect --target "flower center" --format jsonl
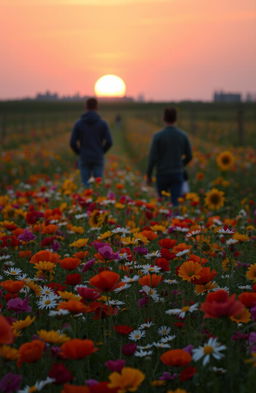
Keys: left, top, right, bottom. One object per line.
{"left": 181, "top": 306, "right": 190, "bottom": 312}
{"left": 204, "top": 345, "right": 213, "bottom": 354}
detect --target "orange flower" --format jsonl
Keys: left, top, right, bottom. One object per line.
{"left": 61, "top": 339, "right": 97, "bottom": 359}
{"left": 192, "top": 267, "right": 217, "bottom": 284}
{"left": 30, "top": 250, "right": 60, "bottom": 264}
{"left": 58, "top": 300, "right": 90, "bottom": 314}
{"left": 141, "top": 230, "right": 157, "bottom": 241}
{"left": 18, "top": 339, "right": 45, "bottom": 367}
{"left": 0, "top": 315, "right": 14, "bottom": 344}
{"left": 61, "top": 385, "right": 90, "bottom": 393}
{"left": 173, "top": 243, "right": 192, "bottom": 254}
{"left": 138, "top": 274, "right": 163, "bottom": 287}
{"left": 108, "top": 367, "right": 145, "bottom": 393}
{"left": 73, "top": 251, "right": 89, "bottom": 259}
{"left": 59, "top": 258, "right": 81, "bottom": 271}
{"left": 0, "top": 280, "right": 25, "bottom": 293}
{"left": 178, "top": 261, "right": 202, "bottom": 282}
{"left": 188, "top": 254, "right": 208, "bottom": 264}
{"left": 89, "top": 271, "right": 121, "bottom": 292}
{"left": 160, "top": 349, "right": 192, "bottom": 367}
{"left": 42, "top": 224, "right": 58, "bottom": 234}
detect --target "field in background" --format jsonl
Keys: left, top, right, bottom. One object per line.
{"left": 1, "top": 100, "right": 256, "bottom": 393}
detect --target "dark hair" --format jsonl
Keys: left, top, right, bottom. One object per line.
{"left": 86, "top": 97, "right": 98, "bottom": 110}
{"left": 164, "top": 107, "right": 177, "bottom": 123}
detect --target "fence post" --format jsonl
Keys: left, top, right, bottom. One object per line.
{"left": 237, "top": 106, "right": 244, "bottom": 146}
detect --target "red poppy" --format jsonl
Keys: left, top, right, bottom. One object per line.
{"left": 65, "top": 273, "right": 82, "bottom": 286}
{"left": 48, "top": 363, "right": 73, "bottom": 384}
{"left": 89, "top": 271, "right": 121, "bottom": 292}
{"left": 60, "top": 258, "right": 81, "bottom": 271}
{"left": 158, "top": 239, "right": 177, "bottom": 249}
{"left": 238, "top": 292, "right": 256, "bottom": 308}
{"left": 179, "top": 366, "right": 197, "bottom": 381}
{"left": 192, "top": 267, "right": 217, "bottom": 284}
{"left": 61, "top": 339, "right": 97, "bottom": 359}
{"left": 138, "top": 274, "right": 162, "bottom": 287}
{"left": 89, "top": 382, "right": 119, "bottom": 393}
{"left": 18, "top": 340, "right": 45, "bottom": 367}
{"left": 114, "top": 325, "right": 134, "bottom": 335}
{"left": 156, "top": 257, "right": 170, "bottom": 271}
{"left": 201, "top": 290, "right": 244, "bottom": 318}
{"left": 160, "top": 248, "right": 175, "bottom": 260}
{"left": 0, "top": 315, "right": 14, "bottom": 344}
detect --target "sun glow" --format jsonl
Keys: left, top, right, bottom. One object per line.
{"left": 94, "top": 74, "right": 126, "bottom": 98}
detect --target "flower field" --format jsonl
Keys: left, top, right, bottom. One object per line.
{"left": 1, "top": 103, "right": 256, "bottom": 393}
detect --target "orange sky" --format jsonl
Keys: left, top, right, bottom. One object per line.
{"left": 0, "top": 0, "right": 255, "bottom": 100}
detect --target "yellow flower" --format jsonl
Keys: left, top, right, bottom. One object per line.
{"left": 58, "top": 291, "right": 82, "bottom": 301}
{"left": 167, "top": 389, "right": 189, "bottom": 393}
{"left": 0, "top": 345, "right": 19, "bottom": 360}
{"left": 70, "top": 238, "right": 89, "bottom": 247}
{"left": 194, "top": 281, "right": 217, "bottom": 294}
{"left": 133, "top": 233, "right": 149, "bottom": 244}
{"left": 34, "top": 261, "right": 56, "bottom": 271}
{"left": 232, "top": 233, "right": 249, "bottom": 242}
{"left": 108, "top": 367, "right": 145, "bottom": 393}
{"left": 161, "top": 190, "right": 171, "bottom": 197}
{"left": 12, "top": 316, "right": 36, "bottom": 336}
{"left": 185, "top": 192, "right": 200, "bottom": 203}
{"left": 98, "top": 231, "right": 113, "bottom": 240}
{"left": 151, "top": 225, "right": 166, "bottom": 232}
{"left": 211, "top": 177, "right": 230, "bottom": 187}
{"left": 120, "top": 237, "right": 136, "bottom": 245}
{"left": 216, "top": 151, "right": 235, "bottom": 171}
{"left": 204, "top": 188, "right": 225, "bottom": 210}
{"left": 68, "top": 225, "right": 85, "bottom": 234}
{"left": 24, "top": 279, "right": 42, "bottom": 296}
{"left": 151, "top": 380, "right": 166, "bottom": 386}
{"left": 115, "top": 203, "right": 125, "bottom": 209}
{"left": 245, "top": 352, "right": 256, "bottom": 367}
{"left": 246, "top": 264, "right": 256, "bottom": 282}
{"left": 37, "top": 329, "right": 70, "bottom": 344}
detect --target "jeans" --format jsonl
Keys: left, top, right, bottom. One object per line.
{"left": 156, "top": 172, "right": 184, "bottom": 206}
{"left": 79, "top": 161, "right": 104, "bottom": 187}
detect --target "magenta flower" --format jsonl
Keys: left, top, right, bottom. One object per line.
{"left": 98, "top": 245, "right": 120, "bottom": 260}
{"left": 0, "top": 373, "right": 22, "bottom": 393}
{"left": 18, "top": 229, "right": 36, "bottom": 242}
{"left": 122, "top": 343, "right": 137, "bottom": 356}
{"left": 82, "top": 259, "right": 95, "bottom": 272}
{"left": 105, "top": 359, "right": 126, "bottom": 372}
{"left": 77, "top": 287, "right": 100, "bottom": 301}
{"left": 7, "top": 297, "right": 32, "bottom": 313}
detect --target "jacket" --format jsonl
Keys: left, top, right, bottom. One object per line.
{"left": 70, "top": 111, "right": 113, "bottom": 164}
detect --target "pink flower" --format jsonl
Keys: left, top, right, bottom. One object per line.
{"left": 7, "top": 298, "right": 31, "bottom": 313}
{"left": 105, "top": 359, "right": 126, "bottom": 372}
{"left": 122, "top": 343, "right": 137, "bottom": 356}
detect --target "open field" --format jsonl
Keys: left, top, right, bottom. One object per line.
{"left": 0, "top": 101, "right": 256, "bottom": 393}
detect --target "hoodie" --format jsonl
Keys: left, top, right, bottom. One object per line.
{"left": 70, "top": 111, "right": 113, "bottom": 165}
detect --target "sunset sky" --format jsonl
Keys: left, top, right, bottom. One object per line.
{"left": 0, "top": 0, "right": 255, "bottom": 101}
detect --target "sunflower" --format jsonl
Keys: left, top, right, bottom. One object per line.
{"left": 216, "top": 151, "right": 235, "bottom": 171}
{"left": 205, "top": 189, "right": 225, "bottom": 210}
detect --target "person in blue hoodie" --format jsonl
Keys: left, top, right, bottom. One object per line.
{"left": 70, "top": 98, "right": 113, "bottom": 187}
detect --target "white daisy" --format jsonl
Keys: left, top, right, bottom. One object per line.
{"left": 128, "top": 330, "right": 145, "bottom": 341}
{"left": 114, "top": 283, "right": 131, "bottom": 292}
{"left": 144, "top": 251, "right": 161, "bottom": 259}
{"left": 192, "top": 337, "right": 226, "bottom": 366}
{"left": 166, "top": 303, "right": 199, "bottom": 318}
{"left": 158, "top": 326, "right": 171, "bottom": 336}
{"left": 122, "top": 275, "right": 140, "bottom": 283}
{"left": 159, "top": 335, "right": 176, "bottom": 343}
{"left": 4, "top": 267, "right": 23, "bottom": 276}
{"left": 140, "top": 265, "right": 161, "bottom": 274}
{"left": 153, "top": 342, "right": 171, "bottom": 349}
{"left": 49, "top": 309, "right": 70, "bottom": 317}
{"left": 138, "top": 321, "right": 153, "bottom": 330}
{"left": 134, "top": 349, "right": 153, "bottom": 357}
{"left": 37, "top": 296, "right": 58, "bottom": 310}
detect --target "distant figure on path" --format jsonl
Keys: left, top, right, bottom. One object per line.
{"left": 70, "top": 98, "right": 113, "bottom": 187}
{"left": 146, "top": 107, "right": 192, "bottom": 206}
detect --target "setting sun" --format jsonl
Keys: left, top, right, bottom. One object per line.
{"left": 94, "top": 74, "right": 126, "bottom": 98}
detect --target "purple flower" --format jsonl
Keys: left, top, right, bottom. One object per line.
{"left": 18, "top": 229, "right": 36, "bottom": 242}
{"left": 7, "top": 297, "right": 32, "bottom": 313}
{"left": 85, "top": 380, "right": 98, "bottom": 387}
{"left": 82, "top": 259, "right": 95, "bottom": 272}
{"left": 159, "top": 371, "right": 177, "bottom": 381}
{"left": 51, "top": 240, "right": 61, "bottom": 252}
{"left": 183, "top": 344, "right": 194, "bottom": 355}
{"left": 137, "top": 296, "right": 149, "bottom": 308}
{"left": 98, "top": 245, "right": 120, "bottom": 260}
{"left": 122, "top": 343, "right": 137, "bottom": 356}
{"left": 133, "top": 246, "right": 148, "bottom": 255}
{"left": 231, "top": 331, "right": 249, "bottom": 341}
{"left": 250, "top": 306, "right": 256, "bottom": 321}
{"left": 105, "top": 359, "right": 126, "bottom": 372}
{"left": 0, "top": 373, "right": 22, "bottom": 393}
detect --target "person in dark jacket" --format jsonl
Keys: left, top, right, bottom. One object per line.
{"left": 70, "top": 98, "right": 113, "bottom": 187}
{"left": 146, "top": 107, "right": 192, "bottom": 206}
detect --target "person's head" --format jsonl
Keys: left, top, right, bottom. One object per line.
{"left": 86, "top": 97, "right": 98, "bottom": 111}
{"left": 163, "top": 107, "right": 177, "bottom": 124}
